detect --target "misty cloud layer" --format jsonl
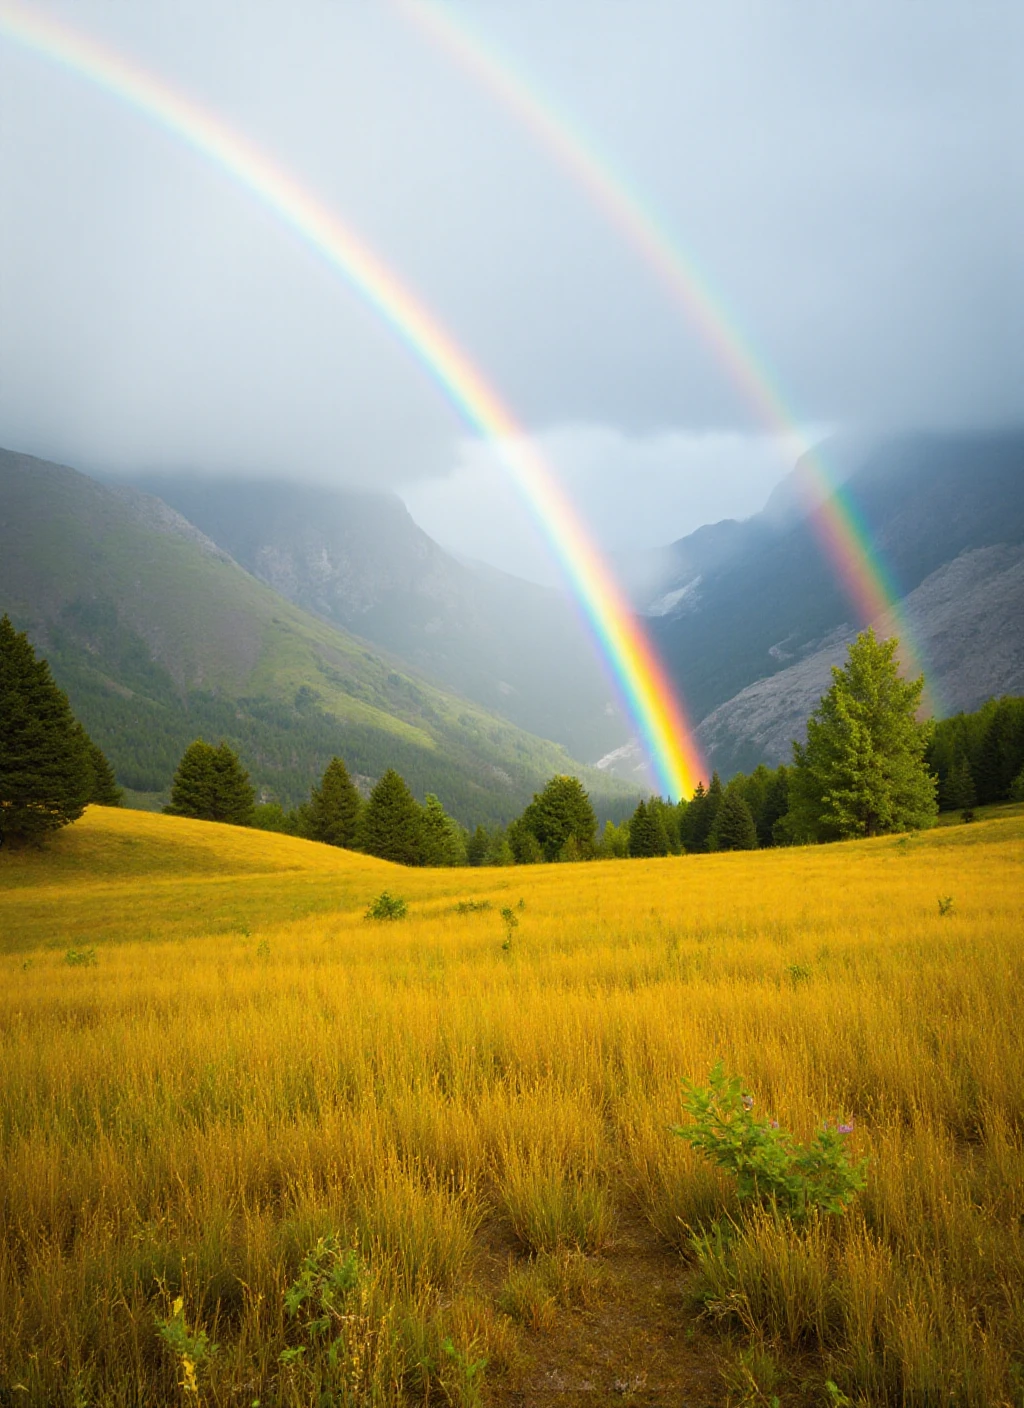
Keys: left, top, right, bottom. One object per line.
{"left": 1, "top": 0, "right": 1021, "bottom": 565}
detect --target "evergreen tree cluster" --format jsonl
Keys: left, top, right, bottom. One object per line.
{"left": 0, "top": 615, "right": 122, "bottom": 846}
{"left": 927, "top": 695, "right": 1024, "bottom": 812}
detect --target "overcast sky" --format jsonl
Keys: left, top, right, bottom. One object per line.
{"left": 1, "top": 1, "right": 1021, "bottom": 578}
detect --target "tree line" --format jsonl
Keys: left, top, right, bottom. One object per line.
{"left": 5, "top": 611, "right": 1021, "bottom": 859}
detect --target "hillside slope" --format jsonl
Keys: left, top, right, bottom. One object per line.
{"left": 125, "top": 474, "right": 628, "bottom": 763}
{"left": 0, "top": 449, "right": 635, "bottom": 824}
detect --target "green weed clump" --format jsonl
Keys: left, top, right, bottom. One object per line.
{"left": 673, "top": 1062, "right": 867, "bottom": 1220}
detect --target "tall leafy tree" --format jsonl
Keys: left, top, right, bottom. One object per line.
{"left": 0, "top": 614, "right": 93, "bottom": 844}
{"left": 520, "top": 774, "right": 597, "bottom": 862}
{"left": 306, "top": 756, "right": 362, "bottom": 848}
{"left": 709, "top": 788, "right": 758, "bottom": 851}
{"left": 786, "top": 629, "right": 937, "bottom": 841}
{"left": 419, "top": 793, "right": 467, "bottom": 866}
{"left": 360, "top": 768, "right": 424, "bottom": 865}
{"left": 165, "top": 739, "right": 256, "bottom": 825}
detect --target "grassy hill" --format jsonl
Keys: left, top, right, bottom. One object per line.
{"left": 0, "top": 448, "right": 636, "bottom": 826}
{"left": 2, "top": 805, "right": 1022, "bottom": 1403}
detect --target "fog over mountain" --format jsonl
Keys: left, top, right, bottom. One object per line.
{"left": 1, "top": 0, "right": 1022, "bottom": 586}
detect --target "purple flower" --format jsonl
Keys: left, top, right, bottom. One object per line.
{"left": 837, "top": 1122, "right": 855, "bottom": 1135}
{"left": 769, "top": 1120, "right": 779, "bottom": 1129}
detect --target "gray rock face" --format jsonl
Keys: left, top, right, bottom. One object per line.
{"left": 695, "top": 544, "right": 1024, "bottom": 777}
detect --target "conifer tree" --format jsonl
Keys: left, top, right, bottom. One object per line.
{"left": 0, "top": 614, "right": 92, "bottom": 844}
{"left": 165, "top": 739, "right": 256, "bottom": 825}
{"left": 520, "top": 774, "right": 596, "bottom": 861}
{"left": 941, "top": 753, "right": 976, "bottom": 814}
{"left": 709, "top": 788, "right": 759, "bottom": 851}
{"left": 360, "top": 768, "right": 424, "bottom": 865}
{"left": 420, "top": 793, "right": 467, "bottom": 866}
{"left": 507, "top": 816, "right": 543, "bottom": 864}
{"left": 786, "top": 629, "right": 937, "bottom": 841}
{"left": 306, "top": 756, "right": 361, "bottom": 848}
{"left": 466, "top": 824, "right": 491, "bottom": 867}
{"left": 681, "top": 774, "right": 722, "bottom": 852}
{"left": 628, "top": 798, "right": 670, "bottom": 857}
{"left": 84, "top": 736, "right": 124, "bottom": 806}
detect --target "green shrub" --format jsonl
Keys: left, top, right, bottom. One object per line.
{"left": 366, "top": 891, "right": 407, "bottom": 921}
{"left": 673, "top": 1063, "right": 867, "bottom": 1220}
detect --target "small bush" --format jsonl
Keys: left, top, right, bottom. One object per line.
{"left": 937, "top": 895, "right": 955, "bottom": 916}
{"left": 673, "top": 1063, "right": 867, "bottom": 1220}
{"left": 453, "top": 899, "right": 492, "bottom": 914}
{"left": 366, "top": 891, "right": 407, "bottom": 921}
{"left": 64, "top": 946, "right": 97, "bottom": 966}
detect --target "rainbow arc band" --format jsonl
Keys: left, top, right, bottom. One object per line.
{"left": 400, "top": 0, "right": 933, "bottom": 711}
{"left": 0, "top": 0, "right": 703, "bottom": 799}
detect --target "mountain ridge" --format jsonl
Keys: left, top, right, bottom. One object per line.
{"left": 0, "top": 448, "right": 638, "bottom": 825}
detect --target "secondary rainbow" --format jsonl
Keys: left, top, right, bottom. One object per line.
{"left": 0, "top": 0, "right": 703, "bottom": 799}
{"left": 399, "top": 0, "right": 933, "bottom": 703}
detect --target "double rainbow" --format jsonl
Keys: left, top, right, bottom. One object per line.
{"left": 400, "top": 0, "right": 932, "bottom": 705}
{"left": 0, "top": 0, "right": 703, "bottom": 799}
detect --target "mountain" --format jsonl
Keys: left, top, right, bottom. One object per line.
{"left": 121, "top": 474, "right": 629, "bottom": 765}
{"left": 0, "top": 448, "right": 637, "bottom": 825}
{"left": 645, "top": 430, "right": 1024, "bottom": 778}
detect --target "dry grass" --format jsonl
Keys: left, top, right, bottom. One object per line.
{"left": 0, "top": 804, "right": 1022, "bottom": 1405}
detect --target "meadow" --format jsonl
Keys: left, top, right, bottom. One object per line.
{"left": 1, "top": 805, "right": 1022, "bottom": 1407}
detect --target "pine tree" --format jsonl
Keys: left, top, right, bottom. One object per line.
{"left": 520, "top": 774, "right": 597, "bottom": 862}
{"left": 709, "top": 788, "right": 758, "bottom": 851}
{"left": 974, "top": 698, "right": 1024, "bottom": 803}
{"left": 786, "top": 629, "right": 937, "bottom": 841}
{"left": 941, "top": 753, "right": 976, "bottom": 813}
{"left": 628, "top": 798, "right": 670, "bottom": 857}
{"left": 682, "top": 774, "right": 722, "bottom": 852}
{"left": 420, "top": 794, "right": 467, "bottom": 866}
{"left": 165, "top": 739, "right": 256, "bottom": 825}
{"left": 466, "top": 825, "right": 491, "bottom": 867}
{"left": 0, "top": 614, "right": 93, "bottom": 844}
{"left": 758, "top": 766, "right": 790, "bottom": 847}
{"left": 306, "top": 756, "right": 361, "bottom": 848}
{"left": 75, "top": 726, "right": 122, "bottom": 807}
{"left": 360, "top": 768, "right": 424, "bottom": 865}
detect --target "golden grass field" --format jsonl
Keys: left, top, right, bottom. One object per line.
{"left": 1, "top": 804, "right": 1022, "bottom": 1407}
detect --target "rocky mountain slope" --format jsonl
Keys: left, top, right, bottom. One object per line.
{"left": 694, "top": 542, "right": 1024, "bottom": 777}
{"left": 599, "top": 430, "right": 1024, "bottom": 785}
{"left": 648, "top": 430, "right": 1024, "bottom": 729}
{"left": 0, "top": 449, "right": 636, "bottom": 823}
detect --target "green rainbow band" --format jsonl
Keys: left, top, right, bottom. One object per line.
{"left": 401, "top": 0, "right": 935, "bottom": 710}
{"left": 0, "top": 0, "right": 704, "bottom": 799}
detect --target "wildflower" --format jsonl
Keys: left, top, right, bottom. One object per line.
{"left": 769, "top": 1120, "right": 779, "bottom": 1129}
{"left": 741, "top": 1094, "right": 754, "bottom": 1110}
{"left": 837, "top": 1122, "right": 855, "bottom": 1135}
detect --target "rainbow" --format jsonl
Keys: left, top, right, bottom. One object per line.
{"left": 0, "top": 0, "right": 703, "bottom": 799}
{"left": 398, "top": 0, "right": 934, "bottom": 706}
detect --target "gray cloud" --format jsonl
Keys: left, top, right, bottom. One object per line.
{"left": 1, "top": 0, "right": 1020, "bottom": 544}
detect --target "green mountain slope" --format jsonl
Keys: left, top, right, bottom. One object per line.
{"left": 0, "top": 449, "right": 636, "bottom": 826}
